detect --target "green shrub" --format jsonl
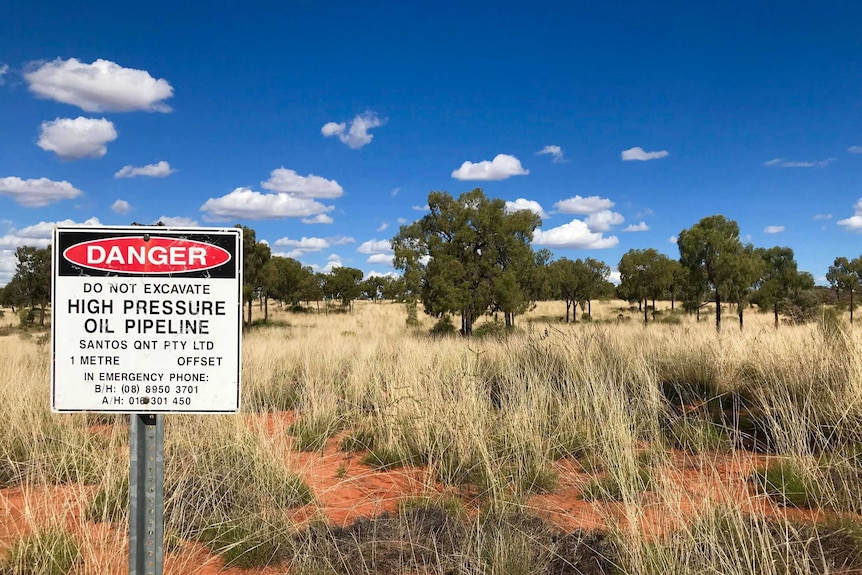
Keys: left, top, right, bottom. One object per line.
{"left": 0, "top": 529, "right": 80, "bottom": 575}
{"left": 289, "top": 416, "right": 342, "bottom": 452}
{"left": 339, "top": 428, "right": 376, "bottom": 452}
{"left": 751, "top": 460, "right": 818, "bottom": 508}
{"left": 198, "top": 520, "right": 287, "bottom": 568}
{"left": 581, "top": 465, "right": 652, "bottom": 502}
{"left": 429, "top": 316, "right": 458, "bottom": 337}
{"left": 86, "top": 473, "right": 129, "bottom": 523}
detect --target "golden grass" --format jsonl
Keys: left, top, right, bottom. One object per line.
{"left": 1, "top": 299, "right": 861, "bottom": 573}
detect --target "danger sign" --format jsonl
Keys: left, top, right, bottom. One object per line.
{"left": 51, "top": 226, "right": 243, "bottom": 414}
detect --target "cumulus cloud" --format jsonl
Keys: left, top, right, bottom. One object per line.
{"left": 412, "top": 205, "right": 429, "bottom": 211}
{"left": 0, "top": 217, "right": 102, "bottom": 250}
{"left": 553, "top": 195, "right": 614, "bottom": 214}
{"left": 157, "top": 216, "right": 198, "bottom": 227}
{"left": 273, "top": 236, "right": 330, "bottom": 257}
{"left": 505, "top": 198, "right": 548, "bottom": 219}
{"left": 357, "top": 239, "right": 393, "bottom": 255}
{"left": 0, "top": 176, "right": 83, "bottom": 207}
{"left": 366, "top": 253, "right": 394, "bottom": 265}
{"left": 621, "top": 147, "right": 669, "bottom": 161}
{"left": 532, "top": 219, "right": 619, "bottom": 249}
{"left": 536, "top": 145, "right": 566, "bottom": 163}
{"left": 38, "top": 117, "right": 117, "bottom": 159}
{"left": 623, "top": 222, "right": 649, "bottom": 232}
{"left": 451, "top": 154, "right": 529, "bottom": 181}
{"left": 321, "top": 111, "right": 385, "bottom": 149}
{"left": 763, "top": 158, "right": 834, "bottom": 168}
{"left": 838, "top": 198, "right": 862, "bottom": 232}
{"left": 669, "top": 235, "right": 678, "bottom": 244}
{"left": 200, "top": 187, "right": 334, "bottom": 221}
{"left": 25, "top": 58, "right": 173, "bottom": 112}
{"left": 115, "top": 161, "right": 174, "bottom": 178}
{"left": 377, "top": 222, "right": 388, "bottom": 232}
{"left": 261, "top": 168, "right": 343, "bottom": 198}
{"left": 302, "top": 214, "right": 334, "bottom": 224}
{"left": 111, "top": 199, "right": 131, "bottom": 215}
{"left": 608, "top": 270, "right": 621, "bottom": 286}
{"left": 585, "top": 209, "right": 624, "bottom": 232}
{"left": 763, "top": 225, "right": 785, "bottom": 234}
{"left": 311, "top": 255, "right": 343, "bottom": 274}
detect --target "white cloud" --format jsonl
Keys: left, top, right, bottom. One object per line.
{"left": 391, "top": 187, "right": 400, "bottom": 196}
{"left": 377, "top": 222, "right": 388, "bottom": 232}
{"left": 838, "top": 198, "right": 862, "bottom": 232}
{"left": 536, "top": 145, "right": 566, "bottom": 163}
{"left": 763, "top": 158, "right": 835, "bottom": 168}
{"left": 0, "top": 217, "right": 102, "bottom": 250}
{"left": 763, "top": 225, "right": 785, "bottom": 234}
{"left": 412, "top": 205, "right": 429, "bottom": 212}
{"left": 608, "top": 270, "right": 621, "bottom": 286}
{"left": 584, "top": 209, "right": 624, "bottom": 232}
{"left": 24, "top": 58, "right": 173, "bottom": 112}
{"left": 668, "top": 235, "right": 678, "bottom": 244}
{"left": 157, "top": 216, "right": 198, "bottom": 227}
{"left": 451, "top": 154, "right": 529, "bottom": 181}
{"left": 397, "top": 217, "right": 407, "bottom": 224}
{"left": 115, "top": 161, "right": 174, "bottom": 179}
{"left": 366, "top": 253, "right": 394, "bottom": 265}
{"left": 848, "top": 146, "right": 862, "bottom": 154}
{"left": 0, "top": 251, "right": 15, "bottom": 285}
{"left": 623, "top": 222, "right": 649, "bottom": 232}
{"left": 366, "top": 270, "right": 399, "bottom": 280}
{"left": 200, "top": 187, "right": 334, "bottom": 221}
{"left": 112, "top": 199, "right": 131, "bottom": 214}
{"left": 261, "top": 168, "right": 343, "bottom": 198}
{"left": 330, "top": 236, "right": 356, "bottom": 245}
{"left": 357, "top": 239, "right": 393, "bottom": 254}
{"left": 273, "top": 236, "right": 329, "bottom": 253}
{"left": 0, "top": 176, "right": 83, "bottom": 207}
{"left": 505, "top": 198, "right": 548, "bottom": 219}
{"left": 813, "top": 213, "right": 832, "bottom": 220}
{"left": 0, "top": 63, "right": 8, "bottom": 85}
{"left": 553, "top": 195, "right": 614, "bottom": 214}
{"left": 532, "top": 219, "right": 619, "bottom": 249}
{"left": 621, "top": 147, "right": 669, "bottom": 161}
{"left": 311, "top": 255, "right": 342, "bottom": 274}
{"left": 38, "top": 117, "right": 117, "bottom": 159}
{"left": 321, "top": 111, "right": 385, "bottom": 149}
{"left": 302, "top": 214, "right": 334, "bottom": 224}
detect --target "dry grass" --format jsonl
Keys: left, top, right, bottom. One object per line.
{"left": 1, "top": 299, "right": 861, "bottom": 574}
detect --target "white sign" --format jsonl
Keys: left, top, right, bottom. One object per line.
{"left": 51, "top": 226, "right": 243, "bottom": 413}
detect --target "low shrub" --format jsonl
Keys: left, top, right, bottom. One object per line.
{"left": 0, "top": 529, "right": 80, "bottom": 575}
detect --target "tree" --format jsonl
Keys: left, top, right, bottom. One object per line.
{"left": 236, "top": 225, "right": 271, "bottom": 325}
{"left": 618, "top": 248, "right": 673, "bottom": 323}
{"left": 725, "top": 244, "right": 763, "bottom": 330}
{"left": 549, "top": 257, "right": 588, "bottom": 323}
{"left": 677, "top": 215, "right": 747, "bottom": 332}
{"left": 262, "top": 256, "right": 307, "bottom": 318}
{"left": 581, "top": 257, "right": 612, "bottom": 319}
{"left": 362, "top": 275, "right": 387, "bottom": 303}
{"left": 755, "top": 246, "right": 806, "bottom": 328}
{"left": 827, "top": 257, "right": 861, "bottom": 322}
{"left": 392, "top": 189, "right": 540, "bottom": 335}
{"left": 11, "top": 246, "right": 52, "bottom": 326}
{"left": 325, "top": 266, "right": 364, "bottom": 311}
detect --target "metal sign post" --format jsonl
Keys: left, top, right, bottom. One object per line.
{"left": 130, "top": 414, "right": 165, "bottom": 575}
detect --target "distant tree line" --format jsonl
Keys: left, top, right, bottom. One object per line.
{"left": 2, "top": 195, "right": 860, "bottom": 333}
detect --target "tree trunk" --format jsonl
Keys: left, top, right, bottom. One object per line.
{"left": 773, "top": 301, "right": 779, "bottom": 329}
{"left": 264, "top": 297, "right": 269, "bottom": 323}
{"left": 651, "top": 297, "right": 656, "bottom": 321}
{"left": 247, "top": 300, "right": 252, "bottom": 325}
{"left": 851, "top": 289, "right": 855, "bottom": 324}
{"left": 643, "top": 298, "right": 648, "bottom": 325}
{"left": 715, "top": 291, "right": 721, "bottom": 332}
{"left": 738, "top": 301, "right": 743, "bottom": 330}
{"left": 696, "top": 306, "right": 700, "bottom": 322}
{"left": 587, "top": 299, "right": 592, "bottom": 318}
{"left": 671, "top": 292, "right": 675, "bottom": 310}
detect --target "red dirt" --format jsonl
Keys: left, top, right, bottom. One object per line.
{"left": 0, "top": 411, "right": 844, "bottom": 573}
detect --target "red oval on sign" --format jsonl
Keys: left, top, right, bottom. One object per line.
{"left": 63, "top": 236, "right": 231, "bottom": 274}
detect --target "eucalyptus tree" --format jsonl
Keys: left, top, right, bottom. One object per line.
{"left": 392, "top": 189, "right": 540, "bottom": 335}
{"left": 618, "top": 248, "right": 673, "bottom": 323}
{"left": 755, "top": 246, "right": 808, "bottom": 328}
{"left": 10, "top": 246, "right": 52, "bottom": 326}
{"left": 236, "top": 225, "right": 271, "bottom": 325}
{"left": 827, "top": 256, "right": 861, "bottom": 322}
{"left": 677, "top": 215, "right": 747, "bottom": 332}
{"left": 325, "top": 266, "right": 364, "bottom": 311}
{"left": 549, "top": 257, "right": 588, "bottom": 323}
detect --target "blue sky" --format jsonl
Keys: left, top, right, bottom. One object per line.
{"left": 2, "top": 1, "right": 862, "bottom": 285}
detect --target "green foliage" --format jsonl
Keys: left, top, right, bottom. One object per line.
{"left": 429, "top": 315, "right": 458, "bottom": 337}
{"left": 0, "top": 529, "right": 80, "bottom": 575}
{"left": 751, "top": 460, "right": 818, "bottom": 508}
{"left": 392, "top": 189, "right": 541, "bottom": 335}
{"left": 198, "top": 520, "right": 287, "bottom": 568}
{"left": 86, "top": 473, "right": 129, "bottom": 524}
{"left": 289, "top": 416, "right": 343, "bottom": 452}
{"left": 339, "top": 428, "right": 376, "bottom": 452}
{"left": 665, "top": 417, "right": 730, "bottom": 453}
